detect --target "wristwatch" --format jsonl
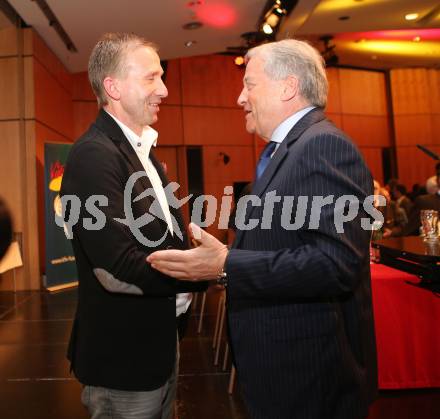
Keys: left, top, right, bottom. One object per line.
{"left": 216, "top": 267, "right": 228, "bottom": 287}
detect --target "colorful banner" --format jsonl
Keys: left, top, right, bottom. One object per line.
{"left": 44, "top": 143, "right": 78, "bottom": 290}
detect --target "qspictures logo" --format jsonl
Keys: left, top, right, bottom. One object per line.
{"left": 56, "top": 171, "right": 385, "bottom": 247}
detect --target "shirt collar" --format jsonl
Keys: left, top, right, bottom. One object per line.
{"left": 270, "top": 106, "right": 316, "bottom": 144}
{"left": 105, "top": 110, "right": 158, "bottom": 157}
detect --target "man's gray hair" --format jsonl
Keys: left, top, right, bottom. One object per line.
{"left": 246, "top": 39, "right": 328, "bottom": 108}
{"left": 88, "top": 32, "right": 157, "bottom": 108}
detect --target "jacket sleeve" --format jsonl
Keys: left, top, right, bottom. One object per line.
{"left": 61, "top": 139, "right": 178, "bottom": 297}
{"left": 226, "top": 133, "right": 373, "bottom": 300}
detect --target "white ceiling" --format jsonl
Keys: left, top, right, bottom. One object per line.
{"left": 8, "top": 0, "right": 266, "bottom": 72}
{"left": 5, "top": 0, "right": 440, "bottom": 72}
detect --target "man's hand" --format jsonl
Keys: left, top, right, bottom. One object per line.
{"left": 146, "top": 223, "right": 229, "bottom": 281}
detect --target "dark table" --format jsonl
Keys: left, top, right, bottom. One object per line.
{"left": 372, "top": 237, "right": 440, "bottom": 286}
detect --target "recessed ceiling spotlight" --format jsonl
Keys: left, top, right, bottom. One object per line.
{"left": 405, "top": 13, "right": 419, "bottom": 21}
{"left": 339, "top": 16, "right": 350, "bottom": 21}
{"left": 184, "top": 40, "right": 197, "bottom": 47}
{"left": 413, "top": 36, "right": 421, "bottom": 42}
{"left": 182, "top": 21, "right": 203, "bottom": 30}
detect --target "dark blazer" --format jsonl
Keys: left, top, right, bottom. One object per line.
{"left": 61, "top": 109, "right": 203, "bottom": 391}
{"left": 225, "top": 109, "right": 377, "bottom": 419}
{"left": 393, "top": 193, "right": 440, "bottom": 236}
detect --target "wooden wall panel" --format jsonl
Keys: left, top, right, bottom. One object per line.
{"left": 34, "top": 59, "right": 73, "bottom": 139}
{"left": 326, "top": 113, "right": 342, "bottom": 129}
{"left": 339, "top": 69, "right": 388, "bottom": 116}
{"left": 183, "top": 107, "right": 253, "bottom": 146}
{"left": 326, "top": 67, "right": 341, "bottom": 114}
{"left": 342, "top": 115, "right": 391, "bottom": 147}
{"left": 154, "top": 105, "right": 183, "bottom": 145}
{"left": 0, "top": 122, "right": 23, "bottom": 230}
{"left": 24, "top": 57, "right": 35, "bottom": 119}
{"left": 72, "top": 101, "right": 98, "bottom": 139}
{"left": 203, "top": 146, "right": 255, "bottom": 184}
{"left": 358, "top": 147, "right": 383, "bottom": 184}
{"left": 32, "top": 31, "right": 72, "bottom": 94}
{"left": 180, "top": 55, "right": 244, "bottom": 107}
{"left": 163, "top": 59, "right": 181, "bottom": 105}
{"left": 431, "top": 115, "right": 440, "bottom": 142}
{"left": 396, "top": 146, "right": 440, "bottom": 189}
{"left": 72, "top": 71, "right": 95, "bottom": 101}
{"left": 390, "top": 69, "right": 431, "bottom": 115}
{"left": 0, "top": 57, "right": 20, "bottom": 119}
{"left": 0, "top": 27, "right": 18, "bottom": 56}
{"left": 427, "top": 70, "right": 440, "bottom": 113}
{"left": 394, "top": 115, "right": 432, "bottom": 146}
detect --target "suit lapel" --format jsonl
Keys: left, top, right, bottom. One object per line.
{"left": 234, "top": 108, "right": 327, "bottom": 248}
{"left": 93, "top": 110, "right": 171, "bottom": 234}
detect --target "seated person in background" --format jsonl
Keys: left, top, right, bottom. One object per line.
{"left": 0, "top": 198, "right": 12, "bottom": 259}
{"left": 391, "top": 184, "right": 413, "bottom": 222}
{"left": 407, "top": 183, "right": 427, "bottom": 202}
{"left": 426, "top": 162, "right": 440, "bottom": 195}
{"left": 373, "top": 180, "right": 406, "bottom": 239}
{"left": 384, "top": 175, "right": 440, "bottom": 237}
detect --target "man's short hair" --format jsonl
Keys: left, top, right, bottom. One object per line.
{"left": 0, "top": 198, "right": 12, "bottom": 259}
{"left": 246, "top": 39, "right": 328, "bottom": 108}
{"left": 88, "top": 32, "right": 157, "bottom": 108}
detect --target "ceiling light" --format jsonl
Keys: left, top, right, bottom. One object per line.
{"left": 184, "top": 40, "right": 197, "bottom": 47}
{"left": 263, "top": 23, "right": 274, "bottom": 35}
{"left": 234, "top": 56, "right": 245, "bottom": 66}
{"left": 405, "top": 13, "right": 419, "bottom": 21}
{"left": 413, "top": 36, "right": 421, "bottom": 42}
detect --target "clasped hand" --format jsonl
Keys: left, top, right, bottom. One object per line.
{"left": 146, "top": 223, "right": 229, "bottom": 281}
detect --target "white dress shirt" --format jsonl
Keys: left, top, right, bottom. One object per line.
{"left": 106, "top": 111, "right": 192, "bottom": 317}
{"left": 269, "top": 106, "right": 316, "bottom": 155}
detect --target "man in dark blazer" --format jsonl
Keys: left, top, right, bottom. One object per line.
{"left": 61, "top": 33, "right": 203, "bottom": 418}
{"left": 148, "top": 39, "right": 378, "bottom": 419}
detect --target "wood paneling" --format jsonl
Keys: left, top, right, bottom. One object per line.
{"left": 0, "top": 57, "right": 20, "bottom": 119}
{"left": 339, "top": 69, "right": 388, "bottom": 116}
{"left": 396, "top": 146, "right": 440, "bottom": 189}
{"left": 72, "top": 101, "right": 98, "bottom": 138}
{"left": 154, "top": 105, "right": 183, "bottom": 145}
{"left": 326, "top": 113, "right": 342, "bottom": 129}
{"left": 326, "top": 68, "right": 341, "bottom": 114}
{"left": 427, "top": 69, "right": 440, "bottom": 113}
{"left": 180, "top": 55, "right": 244, "bottom": 107}
{"left": 183, "top": 107, "right": 253, "bottom": 146}
{"left": 390, "top": 69, "right": 431, "bottom": 115}
{"left": 0, "top": 121, "right": 23, "bottom": 230}
{"left": 359, "top": 147, "right": 383, "bottom": 184}
{"left": 342, "top": 115, "right": 391, "bottom": 147}
{"left": 31, "top": 31, "right": 72, "bottom": 94}
{"left": 202, "top": 146, "right": 255, "bottom": 184}
{"left": 163, "top": 59, "right": 181, "bottom": 105}
{"left": 431, "top": 115, "right": 440, "bottom": 142}
{"left": 24, "top": 57, "right": 34, "bottom": 119}
{"left": 72, "top": 71, "right": 95, "bottom": 101}
{"left": 394, "top": 115, "right": 432, "bottom": 146}
{"left": 0, "top": 27, "right": 18, "bottom": 56}
{"left": 34, "top": 59, "right": 73, "bottom": 139}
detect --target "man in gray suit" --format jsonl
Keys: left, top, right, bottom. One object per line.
{"left": 148, "top": 40, "right": 377, "bottom": 419}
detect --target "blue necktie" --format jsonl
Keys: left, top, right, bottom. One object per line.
{"left": 255, "top": 141, "right": 277, "bottom": 180}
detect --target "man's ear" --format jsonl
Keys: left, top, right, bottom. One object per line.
{"left": 103, "top": 76, "right": 121, "bottom": 101}
{"left": 280, "top": 75, "right": 299, "bottom": 101}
